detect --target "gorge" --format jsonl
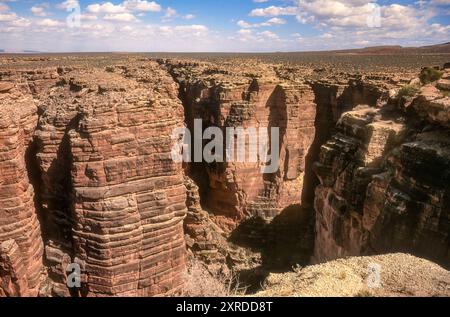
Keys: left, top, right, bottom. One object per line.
{"left": 0, "top": 55, "right": 449, "bottom": 297}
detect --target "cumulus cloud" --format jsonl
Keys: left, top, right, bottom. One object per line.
{"left": 86, "top": 2, "right": 127, "bottom": 14}
{"left": 104, "top": 13, "right": 138, "bottom": 22}
{"left": 36, "top": 18, "right": 63, "bottom": 27}
{"left": 123, "top": 0, "right": 161, "bottom": 12}
{"left": 1, "top": 0, "right": 449, "bottom": 52}
{"left": 85, "top": 1, "right": 161, "bottom": 14}
{"left": 164, "top": 7, "right": 177, "bottom": 19}
{"left": 31, "top": 6, "right": 48, "bottom": 17}
{"left": 0, "top": 12, "right": 17, "bottom": 22}
{"left": 237, "top": 17, "right": 286, "bottom": 28}
{"left": 431, "top": 0, "right": 450, "bottom": 4}
{"left": 249, "top": 6, "right": 298, "bottom": 17}
{"left": 231, "top": 28, "right": 282, "bottom": 44}
{"left": 57, "top": 0, "right": 80, "bottom": 10}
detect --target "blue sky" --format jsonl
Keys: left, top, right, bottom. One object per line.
{"left": 0, "top": 0, "right": 449, "bottom": 52}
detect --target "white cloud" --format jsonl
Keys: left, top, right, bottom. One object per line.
{"left": 173, "top": 24, "right": 208, "bottom": 34}
{"left": 165, "top": 7, "right": 177, "bottom": 18}
{"left": 31, "top": 6, "right": 47, "bottom": 17}
{"left": 431, "top": 0, "right": 450, "bottom": 4}
{"left": 57, "top": 0, "right": 79, "bottom": 10}
{"left": 320, "top": 32, "right": 333, "bottom": 38}
{"left": 237, "top": 17, "right": 286, "bottom": 28}
{"left": 80, "top": 14, "right": 98, "bottom": 21}
{"left": 36, "top": 19, "right": 62, "bottom": 27}
{"left": 249, "top": 6, "right": 298, "bottom": 17}
{"left": 259, "top": 30, "right": 280, "bottom": 39}
{"left": 86, "top": 2, "right": 127, "bottom": 14}
{"left": 123, "top": 0, "right": 161, "bottom": 12}
{"left": 104, "top": 13, "right": 138, "bottom": 22}
{"left": 231, "top": 28, "right": 282, "bottom": 44}
{"left": 184, "top": 14, "right": 195, "bottom": 20}
{"left": 0, "top": 13, "right": 17, "bottom": 22}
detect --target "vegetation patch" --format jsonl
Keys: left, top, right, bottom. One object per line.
{"left": 398, "top": 84, "right": 420, "bottom": 99}
{"left": 420, "top": 67, "right": 443, "bottom": 84}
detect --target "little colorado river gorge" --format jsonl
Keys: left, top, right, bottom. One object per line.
{"left": 0, "top": 53, "right": 449, "bottom": 297}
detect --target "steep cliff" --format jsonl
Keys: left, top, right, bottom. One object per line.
{"left": 37, "top": 64, "right": 187, "bottom": 296}
{"left": 164, "top": 60, "right": 317, "bottom": 225}
{"left": 1, "top": 61, "right": 189, "bottom": 297}
{"left": 313, "top": 67, "right": 450, "bottom": 267}
{"left": 0, "top": 81, "right": 43, "bottom": 296}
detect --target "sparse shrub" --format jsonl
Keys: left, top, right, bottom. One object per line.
{"left": 338, "top": 271, "right": 347, "bottom": 280}
{"left": 398, "top": 84, "right": 420, "bottom": 99}
{"left": 419, "top": 67, "right": 443, "bottom": 84}
{"left": 440, "top": 90, "right": 450, "bottom": 97}
{"left": 355, "top": 289, "right": 374, "bottom": 297}
{"left": 182, "top": 260, "right": 247, "bottom": 297}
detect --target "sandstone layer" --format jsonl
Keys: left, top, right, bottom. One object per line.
{"left": 1, "top": 60, "right": 188, "bottom": 296}
{"left": 163, "top": 60, "right": 317, "bottom": 223}
{"left": 0, "top": 82, "right": 43, "bottom": 296}
{"left": 313, "top": 67, "right": 450, "bottom": 267}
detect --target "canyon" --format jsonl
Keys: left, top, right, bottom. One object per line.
{"left": 0, "top": 54, "right": 449, "bottom": 297}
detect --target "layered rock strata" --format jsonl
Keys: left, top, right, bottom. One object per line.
{"left": 164, "top": 60, "right": 317, "bottom": 222}
{"left": 313, "top": 69, "right": 450, "bottom": 267}
{"left": 38, "top": 64, "right": 187, "bottom": 296}
{"left": 0, "top": 82, "right": 44, "bottom": 296}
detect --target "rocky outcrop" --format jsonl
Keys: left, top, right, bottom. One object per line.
{"left": 0, "top": 82, "right": 44, "bottom": 296}
{"left": 313, "top": 69, "right": 450, "bottom": 267}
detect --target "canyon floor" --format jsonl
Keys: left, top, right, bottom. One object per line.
{"left": 0, "top": 53, "right": 449, "bottom": 297}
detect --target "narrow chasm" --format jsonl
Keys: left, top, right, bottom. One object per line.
{"left": 167, "top": 61, "right": 393, "bottom": 294}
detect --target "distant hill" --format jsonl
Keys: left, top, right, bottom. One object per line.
{"left": 329, "top": 42, "right": 450, "bottom": 55}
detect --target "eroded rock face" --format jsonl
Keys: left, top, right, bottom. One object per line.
{"left": 0, "top": 61, "right": 189, "bottom": 297}
{"left": 164, "top": 60, "right": 317, "bottom": 223}
{"left": 313, "top": 77, "right": 450, "bottom": 267}
{"left": 0, "top": 82, "right": 44, "bottom": 296}
{"left": 36, "top": 64, "right": 188, "bottom": 296}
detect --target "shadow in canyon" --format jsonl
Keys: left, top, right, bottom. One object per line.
{"left": 229, "top": 204, "right": 315, "bottom": 293}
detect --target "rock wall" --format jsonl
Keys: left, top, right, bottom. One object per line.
{"left": 1, "top": 61, "right": 189, "bottom": 297}
{"left": 42, "top": 64, "right": 187, "bottom": 296}
{"left": 0, "top": 81, "right": 43, "bottom": 296}
{"left": 165, "top": 60, "right": 317, "bottom": 223}
{"left": 313, "top": 67, "right": 450, "bottom": 267}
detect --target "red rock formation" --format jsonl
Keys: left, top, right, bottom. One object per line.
{"left": 34, "top": 63, "right": 189, "bottom": 296}
{"left": 313, "top": 67, "right": 450, "bottom": 266}
{"left": 0, "top": 82, "right": 44, "bottom": 296}
{"left": 166, "top": 61, "right": 317, "bottom": 223}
